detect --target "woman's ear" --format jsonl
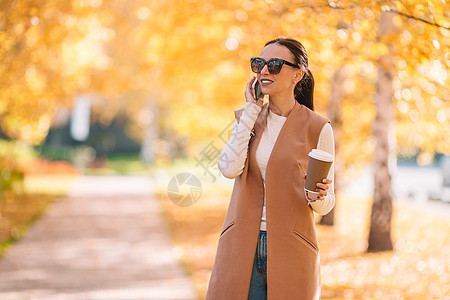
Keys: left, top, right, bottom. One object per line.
{"left": 293, "top": 69, "right": 305, "bottom": 83}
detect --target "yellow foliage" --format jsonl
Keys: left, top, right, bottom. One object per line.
{"left": 0, "top": 0, "right": 448, "bottom": 163}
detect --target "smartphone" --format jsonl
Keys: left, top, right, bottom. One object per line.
{"left": 254, "top": 81, "right": 262, "bottom": 100}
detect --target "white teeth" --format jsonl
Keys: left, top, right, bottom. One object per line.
{"left": 261, "top": 80, "right": 273, "bottom": 84}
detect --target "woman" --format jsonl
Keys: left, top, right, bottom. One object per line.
{"left": 206, "top": 37, "right": 335, "bottom": 300}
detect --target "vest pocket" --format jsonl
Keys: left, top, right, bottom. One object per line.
{"left": 220, "top": 221, "right": 235, "bottom": 237}
{"left": 292, "top": 230, "right": 318, "bottom": 254}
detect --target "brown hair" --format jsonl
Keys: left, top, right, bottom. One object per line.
{"left": 265, "top": 37, "right": 314, "bottom": 111}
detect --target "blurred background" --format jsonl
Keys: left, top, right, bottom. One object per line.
{"left": 0, "top": 0, "right": 449, "bottom": 299}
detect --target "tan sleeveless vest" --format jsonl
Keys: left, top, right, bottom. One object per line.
{"left": 206, "top": 101, "right": 329, "bottom": 300}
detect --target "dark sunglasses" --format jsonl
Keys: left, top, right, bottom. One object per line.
{"left": 250, "top": 57, "right": 299, "bottom": 74}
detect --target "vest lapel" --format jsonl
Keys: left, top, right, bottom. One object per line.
{"left": 265, "top": 101, "right": 303, "bottom": 175}
{"left": 247, "top": 103, "right": 269, "bottom": 184}
{"left": 248, "top": 101, "right": 306, "bottom": 183}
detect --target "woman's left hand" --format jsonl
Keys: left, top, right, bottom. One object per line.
{"left": 314, "top": 178, "right": 332, "bottom": 200}
{"left": 303, "top": 175, "right": 332, "bottom": 201}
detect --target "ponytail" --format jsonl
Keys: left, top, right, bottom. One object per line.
{"left": 294, "top": 69, "right": 314, "bottom": 111}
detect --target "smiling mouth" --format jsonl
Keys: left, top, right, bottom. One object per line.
{"left": 260, "top": 79, "right": 274, "bottom": 85}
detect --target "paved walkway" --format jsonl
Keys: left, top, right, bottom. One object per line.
{"left": 0, "top": 176, "right": 197, "bottom": 300}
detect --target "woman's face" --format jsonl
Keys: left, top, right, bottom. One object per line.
{"left": 257, "top": 43, "right": 304, "bottom": 98}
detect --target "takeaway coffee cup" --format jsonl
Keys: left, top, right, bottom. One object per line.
{"left": 304, "top": 149, "right": 333, "bottom": 195}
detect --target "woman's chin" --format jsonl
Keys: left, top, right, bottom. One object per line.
{"left": 261, "top": 87, "right": 273, "bottom": 95}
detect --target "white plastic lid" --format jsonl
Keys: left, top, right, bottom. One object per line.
{"left": 308, "top": 149, "right": 333, "bottom": 162}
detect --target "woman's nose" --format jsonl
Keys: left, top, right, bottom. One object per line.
{"left": 260, "top": 64, "right": 270, "bottom": 74}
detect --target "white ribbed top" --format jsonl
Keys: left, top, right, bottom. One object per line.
{"left": 218, "top": 102, "right": 335, "bottom": 231}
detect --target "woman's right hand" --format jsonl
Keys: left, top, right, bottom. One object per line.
{"left": 245, "top": 76, "right": 264, "bottom": 107}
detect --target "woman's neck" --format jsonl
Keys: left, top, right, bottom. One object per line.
{"left": 268, "top": 95, "right": 296, "bottom": 117}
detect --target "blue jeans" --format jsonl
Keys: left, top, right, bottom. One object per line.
{"left": 248, "top": 231, "right": 267, "bottom": 300}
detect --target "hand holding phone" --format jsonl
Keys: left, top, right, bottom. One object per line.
{"left": 245, "top": 77, "right": 263, "bottom": 107}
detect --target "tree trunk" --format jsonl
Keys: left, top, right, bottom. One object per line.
{"left": 320, "top": 65, "right": 345, "bottom": 226}
{"left": 368, "top": 11, "right": 396, "bottom": 252}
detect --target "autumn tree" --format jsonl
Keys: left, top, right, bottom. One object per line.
{"left": 369, "top": 11, "right": 396, "bottom": 251}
